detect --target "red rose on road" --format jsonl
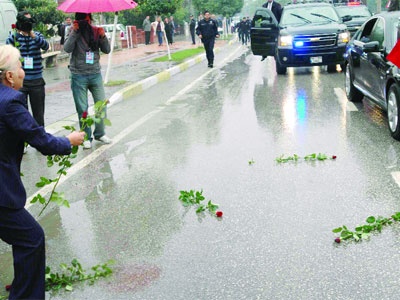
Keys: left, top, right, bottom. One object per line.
{"left": 334, "top": 238, "right": 341, "bottom": 243}
{"left": 82, "top": 111, "right": 88, "bottom": 119}
{"left": 11, "top": 24, "right": 16, "bottom": 29}
{"left": 216, "top": 211, "right": 223, "bottom": 217}
{"left": 332, "top": 155, "right": 337, "bottom": 159}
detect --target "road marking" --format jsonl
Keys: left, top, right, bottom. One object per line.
{"left": 334, "top": 87, "right": 358, "bottom": 112}
{"left": 391, "top": 172, "right": 400, "bottom": 187}
{"left": 26, "top": 44, "right": 245, "bottom": 211}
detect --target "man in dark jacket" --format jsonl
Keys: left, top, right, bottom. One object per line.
{"left": 262, "top": 0, "right": 282, "bottom": 22}
{"left": 196, "top": 10, "right": 220, "bottom": 68}
{"left": 189, "top": 15, "right": 196, "bottom": 44}
{"left": 239, "top": 17, "right": 250, "bottom": 45}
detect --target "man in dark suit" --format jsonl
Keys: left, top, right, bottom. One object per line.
{"left": 261, "top": 0, "right": 283, "bottom": 61}
{"left": 0, "top": 44, "right": 85, "bottom": 300}
{"left": 262, "top": 0, "right": 282, "bottom": 22}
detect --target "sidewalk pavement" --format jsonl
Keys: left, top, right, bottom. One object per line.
{"left": 43, "top": 36, "right": 232, "bottom": 135}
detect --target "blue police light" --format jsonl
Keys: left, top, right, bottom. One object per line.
{"left": 294, "top": 41, "right": 304, "bottom": 47}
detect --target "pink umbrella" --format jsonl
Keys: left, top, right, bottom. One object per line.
{"left": 58, "top": 0, "right": 137, "bottom": 13}
{"left": 57, "top": 0, "right": 138, "bottom": 83}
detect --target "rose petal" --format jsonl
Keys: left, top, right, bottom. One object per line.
{"left": 216, "top": 211, "right": 223, "bottom": 217}
{"left": 334, "top": 238, "right": 341, "bottom": 243}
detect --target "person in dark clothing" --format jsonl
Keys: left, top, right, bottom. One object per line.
{"left": 387, "top": 0, "right": 399, "bottom": 11}
{"left": 262, "top": 0, "right": 282, "bottom": 22}
{"left": 189, "top": 15, "right": 196, "bottom": 44}
{"left": 58, "top": 16, "right": 72, "bottom": 46}
{"left": 239, "top": 17, "right": 250, "bottom": 45}
{"left": 261, "top": 0, "right": 282, "bottom": 61}
{"left": 196, "top": 10, "right": 220, "bottom": 68}
{"left": 0, "top": 45, "right": 85, "bottom": 300}
{"left": 164, "top": 17, "right": 173, "bottom": 45}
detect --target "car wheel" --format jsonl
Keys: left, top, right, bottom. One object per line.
{"left": 345, "top": 63, "right": 363, "bottom": 102}
{"left": 387, "top": 84, "right": 400, "bottom": 140}
{"left": 327, "top": 64, "right": 336, "bottom": 73}
{"left": 275, "top": 57, "right": 287, "bottom": 75}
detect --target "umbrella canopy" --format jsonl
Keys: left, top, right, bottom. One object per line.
{"left": 57, "top": 0, "right": 137, "bottom": 13}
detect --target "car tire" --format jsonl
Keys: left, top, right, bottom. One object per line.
{"left": 387, "top": 84, "right": 400, "bottom": 140}
{"left": 327, "top": 64, "right": 337, "bottom": 73}
{"left": 345, "top": 63, "right": 363, "bottom": 102}
{"left": 275, "top": 58, "right": 287, "bottom": 75}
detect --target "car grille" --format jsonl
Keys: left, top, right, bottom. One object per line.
{"left": 293, "top": 33, "right": 337, "bottom": 48}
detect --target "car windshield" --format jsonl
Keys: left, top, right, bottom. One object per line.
{"left": 335, "top": 6, "right": 371, "bottom": 18}
{"left": 280, "top": 6, "right": 340, "bottom": 26}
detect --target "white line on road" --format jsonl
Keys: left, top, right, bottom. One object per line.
{"left": 25, "top": 44, "right": 246, "bottom": 211}
{"left": 334, "top": 87, "right": 359, "bottom": 112}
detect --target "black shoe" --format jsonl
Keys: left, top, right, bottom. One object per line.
{"left": 261, "top": 56, "right": 266, "bottom": 61}
{"left": 208, "top": 64, "right": 213, "bottom": 68}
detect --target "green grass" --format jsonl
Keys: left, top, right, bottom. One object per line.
{"left": 104, "top": 80, "right": 128, "bottom": 86}
{"left": 152, "top": 47, "right": 205, "bottom": 62}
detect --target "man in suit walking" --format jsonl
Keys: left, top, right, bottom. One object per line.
{"left": 261, "top": 0, "right": 282, "bottom": 61}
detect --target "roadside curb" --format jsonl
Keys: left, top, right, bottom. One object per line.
{"left": 45, "top": 38, "right": 237, "bottom": 135}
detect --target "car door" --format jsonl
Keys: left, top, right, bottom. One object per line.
{"left": 359, "top": 17, "right": 388, "bottom": 105}
{"left": 250, "top": 7, "right": 280, "bottom": 57}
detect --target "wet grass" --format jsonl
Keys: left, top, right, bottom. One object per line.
{"left": 151, "top": 47, "right": 205, "bottom": 62}
{"left": 104, "top": 80, "right": 128, "bottom": 86}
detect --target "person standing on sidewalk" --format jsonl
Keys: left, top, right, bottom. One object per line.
{"left": 6, "top": 11, "right": 48, "bottom": 127}
{"left": 142, "top": 16, "right": 151, "bottom": 45}
{"left": 189, "top": 15, "right": 196, "bottom": 44}
{"left": 196, "top": 10, "right": 220, "bottom": 68}
{"left": 64, "top": 12, "right": 112, "bottom": 149}
{"left": 152, "top": 16, "right": 165, "bottom": 46}
{"left": 169, "top": 15, "right": 176, "bottom": 43}
{"left": 164, "top": 17, "right": 173, "bottom": 45}
{"left": 58, "top": 16, "right": 72, "bottom": 47}
{"left": 0, "top": 44, "right": 85, "bottom": 300}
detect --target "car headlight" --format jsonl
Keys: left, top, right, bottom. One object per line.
{"left": 338, "top": 31, "right": 350, "bottom": 44}
{"left": 279, "top": 35, "right": 293, "bottom": 48}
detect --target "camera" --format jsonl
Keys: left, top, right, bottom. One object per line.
{"left": 16, "top": 11, "right": 36, "bottom": 32}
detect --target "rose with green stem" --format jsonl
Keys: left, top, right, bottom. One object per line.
{"left": 31, "top": 100, "right": 111, "bottom": 216}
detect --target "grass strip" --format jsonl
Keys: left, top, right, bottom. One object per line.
{"left": 152, "top": 47, "right": 205, "bottom": 62}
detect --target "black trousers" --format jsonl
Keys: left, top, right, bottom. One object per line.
{"left": 202, "top": 37, "right": 215, "bottom": 64}
{"left": 190, "top": 29, "right": 195, "bottom": 44}
{"left": 145, "top": 31, "right": 151, "bottom": 44}
{"left": 20, "top": 77, "right": 46, "bottom": 127}
{"left": 0, "top": 207, "right": 45, "bottom": 300}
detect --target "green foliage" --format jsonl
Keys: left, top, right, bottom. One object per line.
{"left": 333, "top": 213, "right": 400, "bottom": 243}
{"left": 191, "top": 0, "right": 243, "bottom": 17}
{"left": 135, "top": 0, "right": 184, "bottom": 16}
{"left": 13, "top": 0, "right": 66, "bottom": 37}
{"left": 179, "top": 189, "right": 219, "bottom": 216}
{"left": 45, "top": 259, "right": 114, "bottom": 292}
{"left": 275, "top": 153, "right": 336, "bottom": 163}
{"left": 248, "top": 159, "right": 255, "bottom": 165}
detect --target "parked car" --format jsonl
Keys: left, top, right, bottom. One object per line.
{"left": 344, "top": 11, "right": 400, "bottom": 140}
{"left": 98, "top": 23, "right": 126, "bottom": 40}
{"left": 334, "top": 2, "right": 372, "bottom": 37}
{"left": 250, "top": 2, "right": 351, "bottom": 75}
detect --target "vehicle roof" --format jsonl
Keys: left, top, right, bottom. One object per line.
{"left": 284, "top": 2, "right": 334, "bottom": 8}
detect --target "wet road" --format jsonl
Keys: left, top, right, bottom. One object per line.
{"left": 2, "top": 45, "right": 400, "bottom": 299}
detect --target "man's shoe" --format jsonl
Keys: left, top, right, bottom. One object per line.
{"left": 261, "top": 56, "right": 266, "bottom": 61}
{"left": 95, "top": 135, "right": 112, "bottom": 144}
{"left": 83, "top": 140, "right": 92, "bottom": 149}
{"left": 208, "top": 64, "right": 213, "bottom": 68}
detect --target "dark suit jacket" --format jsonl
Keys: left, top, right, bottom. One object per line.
{"left": 0, "top": 84, "right": 72, "bottom": 209}
{"left": 262, "top": 1, "right": 283, "bottom": 22}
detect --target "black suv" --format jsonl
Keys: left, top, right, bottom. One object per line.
{"left": 344, "top": 11, "right": 400, "bottom": 140}
{"left": 334, "top": 3, "right": 372, "bottom": 37}
{"left": 250, "top": 2, "right": 351, "bottom": 75}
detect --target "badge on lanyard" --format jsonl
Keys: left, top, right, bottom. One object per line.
{"left": 24, "top": 57, "right": 33, "bottom": 69}
{"left": 86, "top": 51, "right": 94, "bottom": 64}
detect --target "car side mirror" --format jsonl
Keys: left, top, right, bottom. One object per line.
{"left": 342, "top": 15, "right": 352, "bottom": 22}
{"left": 363, "top": 41, "right": 380, "bottom": 53}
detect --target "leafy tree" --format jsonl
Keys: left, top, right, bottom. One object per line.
{"left": 12, "top": 0, "right": 67, "bottom": 37}
{"left": 192, "top": 0, "right": 243, "bottom": 17}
